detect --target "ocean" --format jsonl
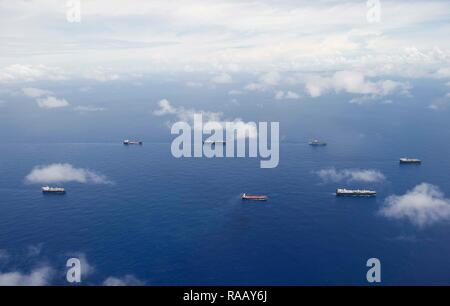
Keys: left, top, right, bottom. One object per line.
{"left": 1, "top": 136, "right": 450, "bottom": 285}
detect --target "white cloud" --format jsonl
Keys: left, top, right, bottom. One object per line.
{"left": 103, "top": 275, "right": 144, "bottom": 286}
{"left": 154, "top": 99, "right": 222, "bottom": 122}
{"left": 22, "top": 87, "right": 70, "bottom": 109}
{"left": 27, "top": 244, "right": 43, "bottom": 257}
{"left": 0, "top": 2, "right": 449, "bottom": 76}
{"left": 259, "top": 71, "right": 281, "bottom": 86}
{"left": 153, "top": 99, "right": 257, "bottom": 139}
{"left": 36, "top": 96, "right": 70, "bottom": 109}
{"left": 228, "top": 89, "right": 243, "bottom": 96}
{"left": 0, "top": 64, "right": 67, "bottom": 82}
{"left": 153, "top": 99, "right": 178, "bottom": 116}
{"left": 210, "top": 73, "right": 232, "bottom": 84}
{"left": 0, "top": 266, "right": 53, "bottom": 286}
{"left": 244, "top": 82, "right": 266, "bottom": 92}
{"left": 275, "top": 90, "right": 300, "bottom": 100}
{"left": 304, "top": 71, "right": 411, "bottom": 101}
{"left": 22, "top": 87, "right": 53, "bottom": 98}
{"left": 316, "top": 168, "right": 386, "bottom": 183}
{"left": 67, "top": 253, "right": 95, "bottom": 278}
{"left": 380, "top": 183, "right": 450, "bottom": 227}
{"left": 74, "top": 105, "right": 106, "bottom": 112}
{"left": 25, "top": 163, "right": 112, "bottom": 184}
{"left": 435, "top": 67, "right": 450, "bottom": 78}
{"left": 84, "top": 68, "right": 119, "bottom": 81}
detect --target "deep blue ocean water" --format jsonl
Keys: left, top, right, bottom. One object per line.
{"left": 1, "top": 138, "right": 450, "bottom": 285}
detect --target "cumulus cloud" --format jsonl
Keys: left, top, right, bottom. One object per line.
{"left": 228, "top": 89, "right": 243, "bottom": 96}
{"left": 0, "top": 64, "right": 67, "bottom": 82}
{"left": 435, "top": 67, "right": 450, "bottom": 79}
{"left": 0, "top": 248, "right": 102, "bottom": 286}
{"left": 259, "top": 71, "right": 281, "bottom": 86}
{"left": 25, "top": 163, "right": 112, "bottom": 184}
{"left": 0, "top": 266, "right": 53, "bottom": 286}
{"left": 36, "top": 96, "right": 70, "bottom": 109}
{"left": 27, "top": 244, "right": 43, "bottom": 257}
{"left": 244, "top": 82, "right": 267, "bottom": 92}
{"left": 316, "top": 168, "right": 386, "bottom": 183}
{"left": 380, "top": 183, "right": 450, "bottom": 227}
{"left": 84, "top": 67, "right": 119, "bottom": 81}
{"left": 210, "top": 73, "right": 232, "bottom": 84}
{"left": 22, "top": 87, "right": 53, "bottom": 98}
{"left": 153, "top": 99, "right": 257, "bottom": 139}
{"left": 153, "top": 99, "right": 177, "bottom": 116}
{"left": 1, "top": 2, "right": 450, "bottom": 77}
{"left": 103, "top": 275, "right": 145, "bottom": 286}
{"left": 275, "top": 90, "right": 300, "bottom": 100}
{"left": 244, "top": 71, "right": 282, "bottom": 92}
{"left": 153, "top": 99, "right": 222, "bottom": 122}
{"left": 22, "top": 87, "right": 70, "bottom": 109}
{"left": 66, "top": 252, "right": 95, "bottom": 278}
{"left": 304, "top": 71, "right": 411, "bottom": 101}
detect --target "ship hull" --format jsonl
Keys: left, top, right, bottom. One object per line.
{"left": 336, "top": 192, "right": 376, "bottom": 197}
{"left": 42, "top": 191, "right": 66, "bottom": 194}
{"left": 336, "top": 189, "right": 376, "bottom": 197}
{"left": 241, "top": 194, "right": 268, "bottom": 201}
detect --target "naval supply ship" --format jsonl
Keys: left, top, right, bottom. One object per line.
{"left": 336, "top": 188, "right": 376, "bottom": 197}
{"left": 42, "top": 186, "right": 66, "bottom": 194}
{"left": 309, "top": 139, "right": 327, "bottom": 146}
{"left": 123, "top": 139, "right": 143, "bottom": 145}
{"left": 399, "top": 158, "right": 421, "bottom": 164}
{"left": 202, "top": 140, "right": 226, "bottom": 145}
{"left": 241, "top": 193, "right": 268, "bottom": 201}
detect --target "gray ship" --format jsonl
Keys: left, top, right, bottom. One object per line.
{"left": 309, "top": 139, "right": 327, "bottom": 146}
{"left": 336, "top": 188, "right": 376, "bottom": 197}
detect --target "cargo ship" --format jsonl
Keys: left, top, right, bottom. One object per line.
{"left": 241, "top": 193, "right": 268, "bottom": 201}
{"left": 309, "top": 139, "right": 327, "bottom": 146}
{"left": 123, "top": 140, "right": 143, "bottom": 145}
{"left": 203, "top": 140, "right": 226, "bottom": 145}
{"left": 336, "top": 188, "right": 376, "bottom": 197}
{"left": 42, "top": 186, "right": 66, "bottom": 194}
{"left": 399, "top": 158, "right": 421, "bottom": 164}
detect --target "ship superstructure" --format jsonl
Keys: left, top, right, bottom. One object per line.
{"left": 42, "top": 186, "right": 66, "bottom": 194}
{"left": 400, "top": 158, "right": 421, "bottom": 164}
{"left": 336, "top": 188, "right": 376, "bottom": 197}
{"left": 123, "top": 140, "right": 143, "bottom": 145}
{"left": 309, "top": 139, "right": 327, "bottom": 146}
{"left": 241, "top": 193, "right": 268, "bottom": 201}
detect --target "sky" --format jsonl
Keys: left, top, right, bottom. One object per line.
{"left": 0, "top": 0, "right": 449, "bottom": 142}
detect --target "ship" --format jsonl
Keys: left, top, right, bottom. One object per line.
{"left": 202, "top": 140, "right": 226, "bottom": 145}
{"left": 399, "top": 158, "right": 421, "bottom": 164}
{"left": 309, "top": 139, "right": 327, "bottom": 146}
{"left": 241, "top": 193, "right": 268, "bottom": 201}
{"left": 42, "top": 186, "right": 66, "bottom": 194}
{"left": 336, "top": 188, "right": 376, "bottom": 197}
{"left": 123, "top": 140, "right": 143, "bottom": 145}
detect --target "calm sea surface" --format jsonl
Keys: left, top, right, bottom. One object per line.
{"left": 1, "top": 139, "right": 450, "bottom": 285}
